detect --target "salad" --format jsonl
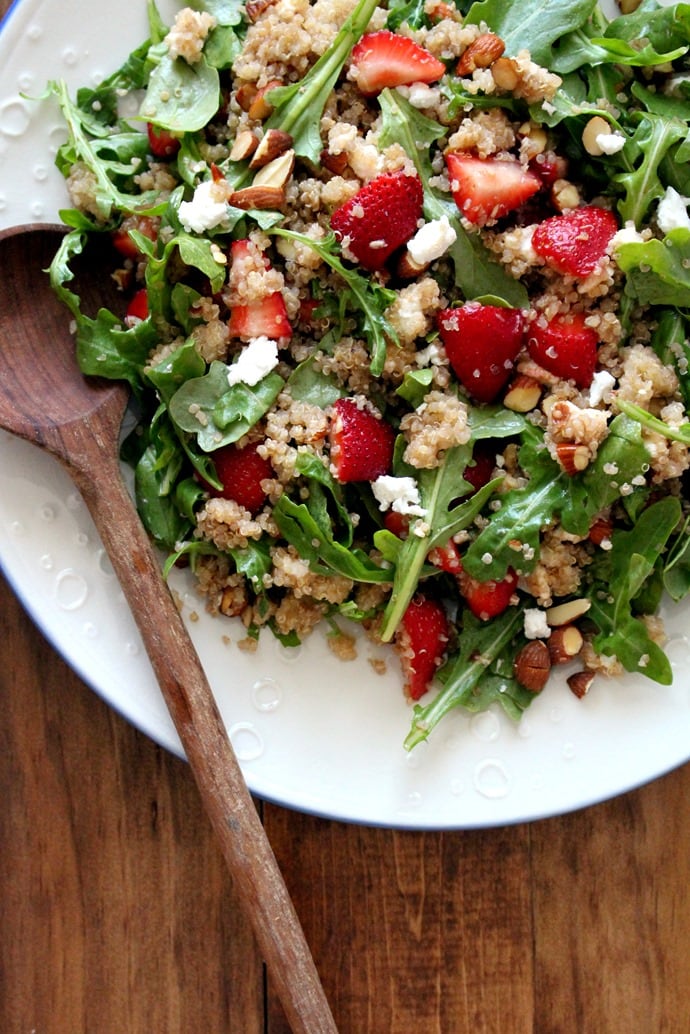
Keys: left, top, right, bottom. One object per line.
{"left": 47, "top": 0, "right": 690, "bottom": 751}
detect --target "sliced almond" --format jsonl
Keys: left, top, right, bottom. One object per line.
{"left": 582, "top": 115, "right": 613, "bottom": 157}
{"left": 503, "top": 374, "right": 542, "bottom": 413}
{"left": 249, "top": 129, "right": 294, "bottom": 170}
{"left": 228, "top": 184, "right": 285, "bottom": 210}
{"left": 247, "top": 79, "right": 282, "bottom": 121}
{"left": 320, "top": 149, "right": 349, "bottom": 176}
{"left": 491, "top": 56, "right": 519, "bottom": 91}
{"left": 229, "top": 129, "right": 259, "bottom": 163}
{"left": 548, "top": 625, "right": 584, "bottom": 665}
{"left": 555, "top": 442, "right": 590, "bottom": 475}
{"left": 397, "top": 249, "right": 429, "bottom": 279}
{"left": 546, "top": 598, "right": 591, "bottom": 628}
{"left": 252, "top": 149, "right": 295, "bottom": 190}
{"left": 245, "top": 0, "right": 277, "bottom": 20}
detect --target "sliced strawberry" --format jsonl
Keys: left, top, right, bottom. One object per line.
{"left": 384, "top": 510, "right": 410, "bottom": 538}
{"left": 428, "top": 538, "right": 463, "bottom": 575}
{"left": 147, "top": 122, "right": 181, "bottom": 158}
{"left": 112, "top": 214, "right": 158, "bottom": 259}
{"left": 464, "top": 442, "right": 497, "bottom": 492}
{"left": 527, "top": 312, "right": 599, "bottom": 388}
{"left": 397, "top": 594, "right": 450, "bottom": 701}
{"left": 228, "top": 293, "right": 292, "bottom": 341}
{"left": 329, "top": 398, "right": 395, "bottom": 483}
{"left": 531, "top": 205, "right": 618, "bottom": 277}
{"left": 330, "top": 171, "right": 423, "bottom": 271}
{"left": 528, "top": 150, "right": 568, "bottom": 188}
{"left": 445, "top": 152, "right": 541, "bottom": 226}
{"left": 437, "top": 302, "right": 526, "bottom": 404}
{"left": 458, "top": 565, "right": 518, "bottom": 621}
{"left": 208, "top": 441, "right": 273, "bottom": 514}
{"left": 125, "top": 288, "right": 149, "bottom": 324}
{"left": 350, "top": 30, "right": 446, "bottom": 97}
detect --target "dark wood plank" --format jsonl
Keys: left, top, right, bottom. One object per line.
{"left": 0, "top": 571, "right": 264, "bottom": 1034}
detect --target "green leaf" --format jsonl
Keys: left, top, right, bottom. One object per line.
{"left": 616, "top": 226, "right": 690, "bottom": 307}
{"left": 140, "top": 52, "right": 220, "bottom": 132}
{"left": 465, "top": 0, "right": 597, "bottom": 65}
{"left": 169, "top": 361, "right": 284, "bottom": 450}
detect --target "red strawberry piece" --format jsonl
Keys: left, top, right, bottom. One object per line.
{"left": 445, "top": 152, "right": 541, "bottom": 226}
{"left": 384, "top": 510, "right": 410, "bottom": 538}
{"left": 330, "top": 171, "right": 424, "bottom": 271}
{"left": 329, "top": 397, "right": 395, "bottom": 483}
{"left": 528, "top": 150, "right": 568, "bottom": 188}
{"left": 437, "top": 302, "right": 526, "bottom": 404}
{"left": 125, "top": 288, "right": 149, "bottom": 324}
{"left": 464, "top": 442, "right": 497, "bottom": 492}
{"left": 458, "top": 565, "right": 518, "bottom": 621}
{"left": 397, "top": 594, "right": 450, "bottom": 701}
{"left": 228, "top": 292, "right": 292, "bottom": 341}
{"left": 531, "top": 205, "right": 618, "bottom": 277}
{"left": 527, "top": 311, "right": 599, "bottom": 388}
{"left": 112, "top": 214, "right": 158, "bottom": 259}
{"left": 350, "top": 30, "right": 446, "bottom": 97}
{"left": 147, "top": 122, "right": 181, "bottom": 158}
{"left": 428, "top": 538, "right": 463, "bottom": 575}
{"left": 208, "top": 441, "right": 273, "bottom": 514}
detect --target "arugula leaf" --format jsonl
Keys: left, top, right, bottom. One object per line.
{"left": 465, "top": 0, "right": 598, "bottom": 65}
{"left": 587, "top": 497, "right": 681, "bottom": 684}
{"left": 268, "top": 227, "right": 398, "bottom": 376}
{"left": 134, "top": 407, "right": 192, "bottom": 549}
{"left": 404, "top": 606, "right": 525, "bottom": 749}
{"left": 140, "top": 46, "right": 220, "bottom": 132}
{"left": 616, "top": 226, "right": 690, "bottom": 306}
{"left": 663, "top": 516, "right": 690, "bottom": 602}
{"left": 614, "top": 112, "right": 687, "bottom": 225}
{"left": 264, "top": 0, "right": 381, "bottom": 163}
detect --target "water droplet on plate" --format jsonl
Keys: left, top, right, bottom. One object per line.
{"left": 229, "top": 722, "right": 264, "bottom": 762}
{"left": 39, "top": 503, "right": 57, "bottom": 522}
{"left": 0, "top": 99, "right": 30, "bottom": 137}
{"left": 470, "top": 710, "right": 500, "bottom": 742}
{"left": 26, "top": 23, "right": 42, "bottom": 41}
{"left": 83, "top": 622, "right": 98, "bottom": 639}
{"left": 474, "top": 759, "right": 510, "bottom": 799}
{"left": 55, "top": 569, "right": 88, "bottom": 611}
{"left": 562, "top": 741, "right": 576, "bottom": 760}
{"left": 40, "top": 554, "right": 54, "bottom": 571}
{"left": 125, "top": 641, "right": 140, "bottom": 657}
{"left": 251, "top": 677, "right": 283, "bottom": 712}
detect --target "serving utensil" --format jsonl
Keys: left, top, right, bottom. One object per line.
{"left": 0, "top": 223, "right": 337, "bottom": 1034}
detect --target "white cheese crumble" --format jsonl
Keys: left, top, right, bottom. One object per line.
{"left": 611, "top": 221, "right": 645, "bottom": 248}
{"left": 407, "top": 216, "right": 457, "bottom": 266}
{"left": 395, "top": 83, "right": 442, "bottom": 109}
{"left": 226, "top": 336, "right": 279, "bottom": 387}
{"left": 179, "top": 179, "right": 229, "bottom": 234}
{"left": 595, "top": 130, "right": 626, "bottom": 155}
{"left": 372, "top": 475, "right": 427, "bottom": 517}
{"left": 657, "top": 185, "right": 690, "bottom": 234}
{"left": 588, "top": 370, "right": 616, "bottom": 407}
{"left": 524, "top": 608, "right": 551, "bottom": 640}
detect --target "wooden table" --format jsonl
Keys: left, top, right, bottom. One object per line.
{"left": 2, "top": 1, "right": 690, "bottom": 1027}
{"left": 3, "top": 568, "right": 690, "bottom": 1034}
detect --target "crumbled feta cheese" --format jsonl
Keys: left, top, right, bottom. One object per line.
{"left": 179, "top": 179, "right": 229, "bottom": 234}
{"left": 595, "top": 130, "right": 626, "bottom": 155}
{"left": 227, "top": 336, "right": 279, "bottom": 387}
{"left": 524, "top": 608, "right": 551, "bottom": 640}
{"left": 407, "top": 216, "right": 457, "bottom": 266}
{"left": 588, "top": 370, "right": 616, "bottom": 407}
{"left": 371, "top": 475, "right": 427, "bottom": 517}
{"left": 657, "top": 186, "right": 690, "bottom": 234}
{"left": 611, "top": 221, "right": 645, "bottom": 248}
{"left": 395, "top": 83, "right": 441, "bottom": 109}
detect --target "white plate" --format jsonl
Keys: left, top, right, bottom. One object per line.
{"left": 1, "top": 0, "right": 688, "bottom": 829}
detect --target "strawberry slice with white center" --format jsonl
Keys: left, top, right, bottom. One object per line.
{"left": 396, "top": 594, "right": 450, "bottom": 701}
{"left": 329, "top": 397, "right": 395, "bottom": 483}
{"left": 531, "top": 205, "right": 618, "bottom": 277}
{"left": 527, "top": 312, "right": 599, "bottom": 388}
{"left": 350, "top": 30, "right": 446, "bottom": 97}
{"left": 437, "top": 302, "right": 526, "bottom": 403}
{"left": 445, "top": 152, "right": 542, "bottom": 226}
{"left": 330, "top": 171, "right": 424, "bottom": 271}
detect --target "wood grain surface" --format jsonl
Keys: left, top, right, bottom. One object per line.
{"left": 2, "top": 1, "right": 690, "bottom": 1029}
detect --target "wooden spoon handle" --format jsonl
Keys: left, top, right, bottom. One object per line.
{"left": 70, "top": 453, "right": 338, "bottom": 1034}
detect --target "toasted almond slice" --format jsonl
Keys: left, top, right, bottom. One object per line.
{"left": 556, "top": 442, "right": 590, "bottom": 475}
{"left": 567, "top": 669, "right": 595, "bottom": 699}
{"left": 548, "top": 625, "right": 584, "bottom": 664}
{"left": 253, "top": 149, "right": 295, "bottom": 190}
{"left": 503, "top": 374, "right": 542, "bottom": 413}
{"left": 546, "top": 598, "right": 591, "bottom": 627}
{"left": 229, "top": 130, "right": 259, "bottom": 163}
{"left": 249, "top": 129, "right": 294, "bottom": 170}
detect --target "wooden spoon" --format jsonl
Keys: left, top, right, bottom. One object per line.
{"left": 0, "top": 223, "right": 338, "bottom": 1034}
